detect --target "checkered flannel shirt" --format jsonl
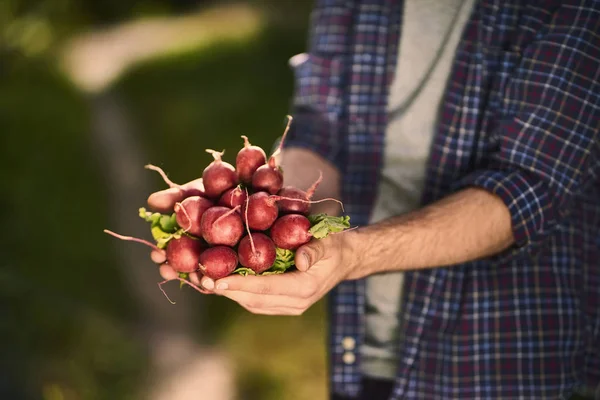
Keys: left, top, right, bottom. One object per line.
{"left": 284, "top": 0, "right": 600, "bottom": 398}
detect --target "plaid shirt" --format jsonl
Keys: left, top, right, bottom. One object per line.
{"left": 285, "top": 0, "right": 600, "bottom": 399}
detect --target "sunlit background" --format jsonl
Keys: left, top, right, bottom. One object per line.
{"left": 0, "top": 1, "right": 328, "bottom": 399}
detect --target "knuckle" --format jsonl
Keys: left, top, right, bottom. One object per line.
{"left": 296, "top": 299, "right": 312, "bottom": 311}
{"left": 315, "top": 241, "right": 326, "bottom": 259}
{"left": 246, "top": 299, "right": 264, "bottom": 309}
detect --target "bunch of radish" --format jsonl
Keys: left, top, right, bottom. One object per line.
{"left": 104, "top": 116, "right": 350, "bottom": 302}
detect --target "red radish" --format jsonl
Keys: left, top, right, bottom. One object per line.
{"left": 238, "top": 233, "right": 276, "bottom": 274}
{"left": 174, "top": 196, "right": 213, "bottom": 236}
{"left": 236, "top": 135, "right": 266, "bottom": 185}
{"left": 270, "top": 214, "right": 312, "bottom": 250}
{"left": 145, "top": 164, "right": 206, "bottom": 212}
{"left": 218, "top": 186, "right": 247, "bottom": 211}
{"left": 202, "top": 149, "right": 238, "bottom": 198}
{"left": 198, "top": 246, "right": 238, "bottom": 280}
{"left": 251, "top": 116, "right": 292, "bottom": 194}
{"left": 165, "top": 234, "right": 203, "bottom": 273}
{"left": 200, "top": 206, "right": 244, "bottom": 246}
{"left": 159, "top": 264, "right": 179, "bottom": 280}
{"left": 243, "top": 191, "right": 278, "bottom": 231}
{"left": 270, "top": 170, "right": 344, "bottom": 214}
{"left": 251, "top": 164, "right": 283, "bottom": 195}
{"left": 277, "top": 171, "right": 323, "bottom": 214}
{"left": 276, "top": 187, "right": 309, "bottom": 214}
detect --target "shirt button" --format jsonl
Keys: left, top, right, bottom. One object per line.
{"left": 342, "top": 352, "right": 356, "bottom": 365}
{"left": 342, "top": 336, "right": 356, "bottom": 351}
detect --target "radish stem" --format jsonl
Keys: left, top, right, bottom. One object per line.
{"left": 145, "top": 164, "right": 184, "bottom": 189}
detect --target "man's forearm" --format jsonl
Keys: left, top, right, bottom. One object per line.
{"left": 347, "top": 187, "right": 515, "bottom": 278}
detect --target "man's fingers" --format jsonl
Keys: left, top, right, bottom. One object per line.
{"left": 214, "top": 272, "right": 318, "bottom": 298}
{"left": 200, "top": 276, "right": 216, "bottom": 292}
{"left": 295, "top": 239, "right": 326, "bottom": 272}
{"left": 147, "top": 178, "right": 206, "bottom": 212}
{"left": 159, "top": 264, "right": 178, "bottom": 280}
{"left": 150, "top": 249, "right": 167, "bottom": 264}
{"left": 218, "top": 290, "right": 311, "bottom": 311}
{"left": 181, "top": 178, "right": 205, "bottom": 194}
{"left": 147, "top": 187, "right": 186, "bottom": 212}
{"left": 244, "top": 306, "right": 306, "bottom": 316}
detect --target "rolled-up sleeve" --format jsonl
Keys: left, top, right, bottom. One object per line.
{"left": 284, "top": 0, "right": 355, "bottom": 171}
{"left": 454, "top": 3, "right": 600, "bottom": 250}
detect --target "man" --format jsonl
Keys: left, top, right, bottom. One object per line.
{"left": 150, "top": 0, "right": 600, "bottom": 398}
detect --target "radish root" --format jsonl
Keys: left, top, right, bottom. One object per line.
{"left": 104, "top": 229, "right": 161, "bottom": 252}
{"left": 213, "top": 205, "right": 241, "bottom": 226}
{"left": 268, "top": 195, "right": 345, "bottom": 212}
{"left": 145, "top": 164, "right": 184, "bottom": 189}
{"left": 174, "top": 201, "right": 193, "bottom": 233}
{"left": 244, "top": 188, "right": 257, "bottom": 255}
{"left": 158, "top": 280, "right": 177, "bottom": 304}
{"left": 158, "top": 276, "right": 212, "bottom": 304}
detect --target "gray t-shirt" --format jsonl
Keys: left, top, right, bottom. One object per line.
{"left": 361, "top": 0, "right": 475, "bottom": 380}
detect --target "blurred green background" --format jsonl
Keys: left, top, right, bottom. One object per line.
{"left": 0, "top": 1, "right": 328, "bottom": 399}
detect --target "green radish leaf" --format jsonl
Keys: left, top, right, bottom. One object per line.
{"left": 159, "top": 214, "right": 179, "bottom": 233}
{"left": 155, "top": 228, "right": 185, "bottom": 249}
{"left": 258, "top": 248, "right": 296, "bottom": 275}
{"left": 139, "top": 207, "right": 161, "bottom": 224}
{"left": 272, "top": 248, "right": 295, "bottom": 270}
{"left": 261, "top": 270, "right": 286, "bottom": 275}
{"left": 156, "top": 236, "right": 170, "bottom": 249}
{"left": 232, "top": 267, "right": 257, "bottom": 276}
{"left": 178, "top": 273, "right": 188, "bottom": 289}
{"left": 140, "top": 207, "right": 182, "bottom": 246}
{"left": 307, "top": 214, "right": 351, "bottom": 239}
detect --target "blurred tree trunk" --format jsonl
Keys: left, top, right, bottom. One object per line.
{"left": 88, "top": 89, "right": 200, "bottom": 356}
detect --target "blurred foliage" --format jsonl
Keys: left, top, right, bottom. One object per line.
{"left": 0, "top": 1, "right": 328, "bottom": 399}
{"left": 0, "top": 0, "right": 312, "bottom": 60}
{"left": 0, "top": 55, "right": 147, "bottom": 400}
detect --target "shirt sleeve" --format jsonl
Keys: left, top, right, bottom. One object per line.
{"left": 453, "top": 3, "right": 600, "bottom": 253}
{"left": 283, "top": 0, "right": 356, "bottom": 171}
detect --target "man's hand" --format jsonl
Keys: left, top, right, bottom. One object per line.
{"left": 200, "top": 231, "right": 359, "bottom": 315}
{"left": 199, "top": 187, "right": 515, "bottom": 315}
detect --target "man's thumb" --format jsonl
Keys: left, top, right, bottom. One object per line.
{"left": 295, "top": 240, "right": 325, "bottom": 272}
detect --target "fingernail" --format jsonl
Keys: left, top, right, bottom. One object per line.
{"left": 202, "top": 279, "right": 215, "bottom": 290}
{"left": 216, "top": 282, "right": 228, "bottom": 290}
